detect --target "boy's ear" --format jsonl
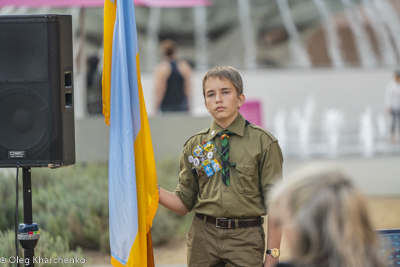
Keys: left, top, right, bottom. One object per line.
{"left": 237, "top": 94, "right": 245, "bottom": 108}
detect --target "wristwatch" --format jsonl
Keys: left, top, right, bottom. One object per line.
{"left": 266, "top": 248, "right": 280, "bottom": 258}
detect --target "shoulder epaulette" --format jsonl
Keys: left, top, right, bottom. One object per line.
{"left": 183, "top": 128, "right": 210, "bottom": 147}
{"left": 249, "top": 124, "right": 278, "bottom": 142}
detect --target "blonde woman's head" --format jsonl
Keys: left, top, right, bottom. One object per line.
{"left": 269, "top": 163, "right": 385, "bottom": 267}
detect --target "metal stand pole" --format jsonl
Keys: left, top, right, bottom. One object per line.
{"left": 22, "top": 167, "right": 34, "bottom": 267}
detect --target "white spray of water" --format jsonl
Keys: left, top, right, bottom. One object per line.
{"left": 273, "top": 109, "right": 287, "bottom": 152}
{"left": 323, "top": 109, "right": 344, "bottom": 157}
{"left": 376, "top": 112, "right": 387, "bottom": 139}
{"left": 299, "top": 98, "right": 316, "bottom": 158}
{"left": 289, "top": 107, "right": 301, "bottom": 134}
{"left": 359, "top": 107, "right": 375, "bottom": 157}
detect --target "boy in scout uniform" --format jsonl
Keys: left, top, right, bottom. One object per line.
{"left": 159, "top": 66, "right": 283, "bottom": 267}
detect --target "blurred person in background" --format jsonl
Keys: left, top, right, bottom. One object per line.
{"left": 385, "top": 69, "right": 400, "bottom": 143}
{"left": 153, "top": 39, "right": 192, "bottom": 114}
{"left": 268, "top": 164, "right": 385, "bottom": 267}
{"left": 86, "top": 55, "right": 103, "bottom": 114}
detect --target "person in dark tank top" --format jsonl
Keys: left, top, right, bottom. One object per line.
{"left": 153, "top": 39, "right": 192, "bottom": 113}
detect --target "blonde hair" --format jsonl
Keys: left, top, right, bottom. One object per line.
{"left": 202, "top": 66, "right": 243, "bottom": 98}
{"left": 269, "top": 164, "right": 385, "bottom": 267}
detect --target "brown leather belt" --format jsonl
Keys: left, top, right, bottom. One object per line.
{"left": 196, "top": 213, "right": 262, "bottom": 229}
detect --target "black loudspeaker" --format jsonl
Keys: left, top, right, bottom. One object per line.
{"left": 0, "top": 14, "right": 75, "bottom": 168}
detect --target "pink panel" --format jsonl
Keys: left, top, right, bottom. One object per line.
{"left": 140, "top": 0, "right": 212, "bottom": 7}
{"left": 0, "top": 0, "right": 105, "bottom": 8}
{"left": 240, "top": 100, "right": 263, "bottom": 128}
{"left": 0, "top": 0, "right": 211, "bottom": 8}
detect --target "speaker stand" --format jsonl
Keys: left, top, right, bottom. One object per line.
{"left": 21, "top": 167, "right": 35, "bottom": 267}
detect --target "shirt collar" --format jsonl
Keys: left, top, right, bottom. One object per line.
{"left": 208, "top": 113, "right": 246, "bottom": 140}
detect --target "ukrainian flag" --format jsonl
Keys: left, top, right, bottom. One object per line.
{"left": 102, "top": 0, "right": 159, "bottom": 266}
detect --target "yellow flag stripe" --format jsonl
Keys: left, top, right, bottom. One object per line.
{"left": 102, "top": 0, "right": 116, "bottom": 126}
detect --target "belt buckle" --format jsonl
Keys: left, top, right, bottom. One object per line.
{"left": 216, "top": 217, "right": 227, "bottom": 228}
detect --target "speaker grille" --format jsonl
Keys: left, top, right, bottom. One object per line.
{"left": 0, "top": 87, "right": 52, "bottom": 151}
{"left": 0, "top": 21, "right": 49, "bottom": 83}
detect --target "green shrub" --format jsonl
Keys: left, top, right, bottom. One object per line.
{"left": 0, "top": 230, "right": 84, "bottom": 267}
{"left": 0, "top": 171, "right": 23, "bottom": 232}
{"left": 32, "top": 163, "right": 110, "bottom": 251}
{"left": 0, "top": 163, "right": 110, "bottom": 252}
{"left": 0, "top": 158, "right": 194, "bottom": 250}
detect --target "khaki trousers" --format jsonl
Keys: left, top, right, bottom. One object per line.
{"left": 187, "top": 215, "right": 265, "bottom": 267}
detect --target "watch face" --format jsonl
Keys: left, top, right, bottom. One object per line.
{"left": 271, "top": 248, "right": 280, "bottom": 258}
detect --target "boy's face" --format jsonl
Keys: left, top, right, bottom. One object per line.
{"left": 204, "top": 77, "right": 245, "bottom": 127}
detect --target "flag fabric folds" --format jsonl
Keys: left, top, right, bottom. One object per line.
{"left": 102, "top": 0, "right": 159, "bottom": 266}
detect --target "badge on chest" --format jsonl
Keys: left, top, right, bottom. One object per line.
{"left": 189, "top": 142, "right": 221, "bottom": 178}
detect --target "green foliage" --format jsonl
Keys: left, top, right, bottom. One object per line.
{"left": 32, "top": 163, "right": 110, "bottom": 251}
{"left": 0, "top": 230, "right": 84, "bottom": 267}
{"left": 0, "top": 158, "right": 194, "bottom": 251}
{"left": 0, "top": 171, "right": 23, "bottom": 232}
{"left": 0, "top": 163, "right": 109, "bottom": 252}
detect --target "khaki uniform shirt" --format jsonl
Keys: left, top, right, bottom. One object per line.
{"left": 174, "top": 113, "right": 283, "bottom": 218}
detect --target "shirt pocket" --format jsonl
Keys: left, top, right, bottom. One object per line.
{"left": 195, "top": 166, "right": 211, "bottom": 199}
{"left": 234, "top": 163, "right": 259, "bottom": 195}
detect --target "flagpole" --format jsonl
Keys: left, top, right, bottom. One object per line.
{"left": 147, "top": 231, "right": 155, "bottom": 267}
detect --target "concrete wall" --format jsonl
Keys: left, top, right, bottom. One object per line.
{"left": 75, "top": 114, "right": 212, "bottom": 162}
{"left": 75, "top": 116, "right": 110, "bottom": 162}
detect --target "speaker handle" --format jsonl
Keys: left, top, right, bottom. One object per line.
{"left": 61, "top": 66, "right": 74, "bottom": 114}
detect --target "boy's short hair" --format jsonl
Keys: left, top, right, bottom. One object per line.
{"left": 202, "top": 66, "right": 243, "bottom": 98}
